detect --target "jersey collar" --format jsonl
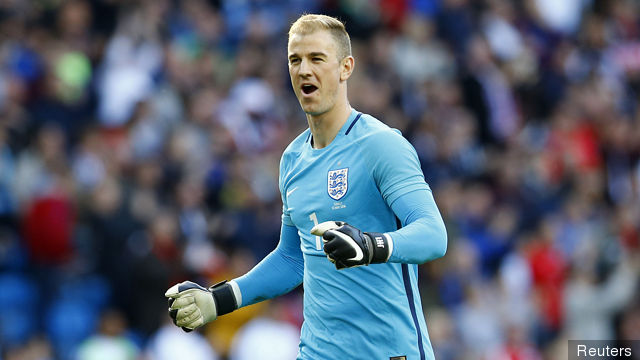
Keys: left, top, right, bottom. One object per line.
{"left": 308, "top": 108, "right": 359, "bottom": 151}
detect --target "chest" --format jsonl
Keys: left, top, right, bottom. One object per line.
{"left": 282, "top": 149, "right": 382, "bottom": 252}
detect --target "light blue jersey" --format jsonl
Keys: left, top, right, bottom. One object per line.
{"left": 236, "top": 109, "right": 447, "bottom": 360}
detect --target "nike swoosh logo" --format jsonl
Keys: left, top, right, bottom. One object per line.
{"left": 286, "top": 186, "right": 299, "bottom": 197}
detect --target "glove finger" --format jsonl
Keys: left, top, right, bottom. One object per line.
{"left": 169, "top": 294, "right": 195, "bottom": 310}
{"left": 335, "top": 259, "right": 362, "bottom": 270}
{"left": 168, "top": 296, "right": 197, "bottom": 331}
{"left": 169, "top": 308, "right": 178, "bottom": 324}
{"left": 326, "top": 254, "right": 336, "bottom": 264}
{"left": 168, "top": 298, "right": 178, "bottom": 323}
{"left": 322, "top": 232, "right": 341, "bottom": 252}
{"left": 311, "top": 221, "right": 343, "bottom": 237}
{"left": 178, "top": 314, "right": 202, "bottom": 328}
{"left": 165, "top": 283, "right": 181, "bottom": 298}
{"left": 176, "top": 306, "right": 201, "bottom": 326}
{"left": 334, "top": 259, "right": 349, "bottom": 270}
{"left": 328, "top": 246, "right": 356, "bottom": 261}
{"left": 180, "top": 316, "right": 205, "bottom": 330}
{"left": 322, "top": 229, "right": 339, "bottom": 242}
{"left": 175, "top": 303, "right": 198, "bottom": 321}
{"left": 165, "top": 281, "right": 207, "bottom": 298}
{"left": 323, "top": 240, "right": 336, "bottom": 254}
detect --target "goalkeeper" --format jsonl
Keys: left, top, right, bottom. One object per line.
{"left": 166, "top": 14, "right": 447, "bottom": 360}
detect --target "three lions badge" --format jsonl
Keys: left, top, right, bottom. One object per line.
{"left": 328, "top": 168, "right": 348, "bottom": 200}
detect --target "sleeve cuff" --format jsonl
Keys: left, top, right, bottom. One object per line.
{"left": 228, "top": 280, "right": 243, "bottom": 308}
{"left": 383, "top": 233, "right": 393, "bottom": 262}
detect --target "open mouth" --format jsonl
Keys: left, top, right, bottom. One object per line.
{"left": 301, "top": 84, "right": 318, "bottom": 95}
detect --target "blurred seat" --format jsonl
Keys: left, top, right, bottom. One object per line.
{"left": 0, "top": 272, "right": 38, "bottom": 345}
{"left": 57, "top": 275, "right": 112, "bottom": 311}
{"left": 45, "top": 298, "right": 98, "bottom": 359}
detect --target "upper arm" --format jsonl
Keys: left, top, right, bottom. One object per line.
{"left": 362, "top": 129, "right": 446, "bottom": 263}
{"left": 365, "top": 130, "right": 430, "bottom": 207}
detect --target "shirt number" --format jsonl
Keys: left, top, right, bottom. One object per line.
{"left": 309, "top": 212, "right": 322, "bottom": 250}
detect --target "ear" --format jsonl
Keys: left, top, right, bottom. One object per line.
{"left": 340, "top": 56, "right": 354, "bottom": 82}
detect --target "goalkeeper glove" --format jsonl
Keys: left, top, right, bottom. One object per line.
{"left": 165, "top": 280, "right": 238, "bottom": 331}
{"left": 311, "top": 221, "right": 393, "bottom": 269}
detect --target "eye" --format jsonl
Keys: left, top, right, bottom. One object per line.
{"left": 289, "top": 58, "right": 300, "bottom": 65}
{"left": 312, "top": 57, "right": 323, "bottom": 62}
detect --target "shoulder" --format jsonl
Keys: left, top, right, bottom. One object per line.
{"left": 280, "top": 128, "right": 309, "bottom": 169}
{"left": 349, "top": 113, "right": 411, "bottom": 150}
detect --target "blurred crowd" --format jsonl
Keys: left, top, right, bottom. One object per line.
{"left": 0, "top": 0, "right": 639, "bottom": 359}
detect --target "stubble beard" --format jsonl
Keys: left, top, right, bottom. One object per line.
{"left": 300, "top": 89, "right": 338, "bottom": 117}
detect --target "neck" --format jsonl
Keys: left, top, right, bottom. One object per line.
{"left": 307, "top": 99, "right": 351, "bottom": 149}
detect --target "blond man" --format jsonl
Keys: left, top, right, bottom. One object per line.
{"left": 166, "top": 14, "right": 447, "bottom": 360}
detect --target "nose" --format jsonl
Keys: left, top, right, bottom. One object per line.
{"left": 299, "top": 58, "right": 312, "bottom": 77}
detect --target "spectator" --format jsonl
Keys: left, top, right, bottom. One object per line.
{"left": 229, "top": 299, "right": 300, "bottom": 360}
{"left": 76, "top": 310, "right": 140, "bottom": 360}
{"left": 145, "top": 320, "right": 219, "bottom": 360}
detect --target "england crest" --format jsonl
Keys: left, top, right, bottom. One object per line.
{"left": 327, "top": 168, "right": 348, "bottom": 200}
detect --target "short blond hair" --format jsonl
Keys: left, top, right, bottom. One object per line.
{"left": 288, "top": 14, "right": 352, "bottom": 60}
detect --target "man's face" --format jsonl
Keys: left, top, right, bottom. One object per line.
{"left": 288, "top": 30, "right": 344, "bottom": 116}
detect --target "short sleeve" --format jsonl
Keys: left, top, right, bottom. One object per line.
{"left": 364, "top": 129, "right": 430, "bottom": 207}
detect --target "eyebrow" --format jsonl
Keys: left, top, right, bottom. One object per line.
{"left": 288, "top": 51, "right": 328, "bottom": 60}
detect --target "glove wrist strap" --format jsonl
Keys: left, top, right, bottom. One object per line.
{"left": 364, "top": 232, "right": 390, "bottom": 264}
{"left": 209, "top": 281, "right": 238, "bottom": 316}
